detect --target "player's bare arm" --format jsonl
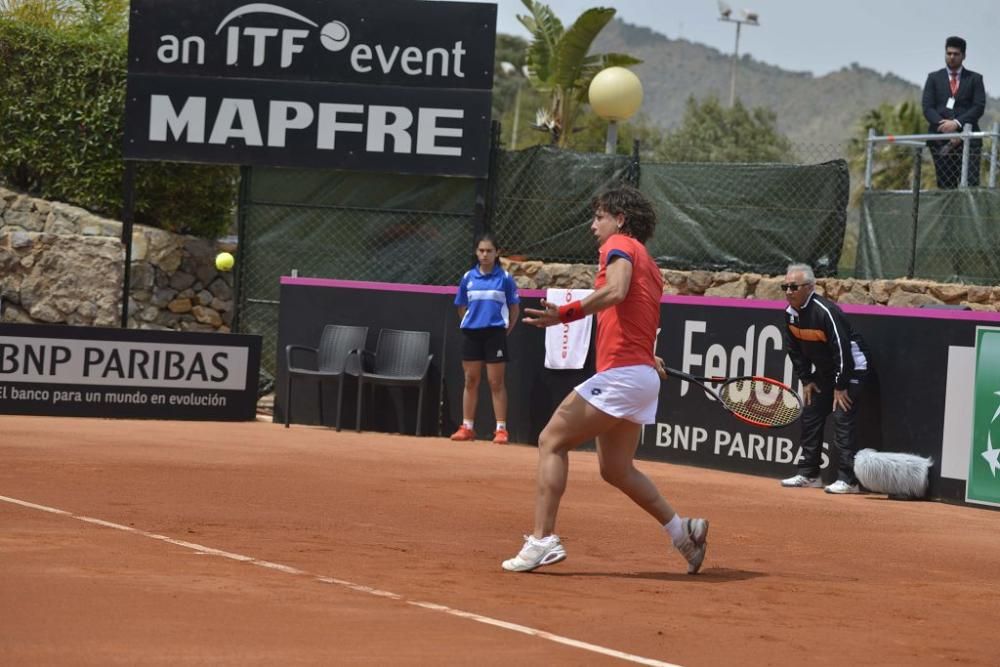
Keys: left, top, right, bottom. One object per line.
{"left": 523, "top": 258, "right": 633, "bottom": 328}
{"left": 507, "top": 303, "right": 520, "bottom": 334}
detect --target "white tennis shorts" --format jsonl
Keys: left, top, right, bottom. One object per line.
{"left": 574, "top": 364, "right": 660, "bottom": 424}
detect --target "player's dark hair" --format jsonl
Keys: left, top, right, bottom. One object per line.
{"left": 475, "top": 232, "right": 498, "bottom": 251}
{"left": 946, "top": 36, "right": 966, "bottom": 54}
{"left": 591, "top": 184, "right": 657, "bottom": 244}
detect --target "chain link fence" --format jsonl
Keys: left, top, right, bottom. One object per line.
{"left": 237, "top": 166, "right": 480, "bottom": 380}
{"left": 237, "top": 139, "right": 1000, "bottom": 380}
{"left": 491, "top": 143, "right": 850, "bottom": 276}
{"left": 858, "top": 131, "right": 1000, "bottom": 283}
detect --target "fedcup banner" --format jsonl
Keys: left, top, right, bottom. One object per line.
{"left": 967, "top": 326, "right": 1000, "bottom": 507}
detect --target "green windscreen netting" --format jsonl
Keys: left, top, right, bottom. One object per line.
{"left": 238, "top": 153, "right": 854, "bottom": 377}
{"left": 856, "top": 189, "right": 1000, "bottom": 283}
{"left": 239, "top": 166, "right": 478, "bottom": 377}
{"left": 490, "top": 146, "right": 635, "bottom": 263}
{"left": 642, "top": 160, "right": 850, "bottom": 277}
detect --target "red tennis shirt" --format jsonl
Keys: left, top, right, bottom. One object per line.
{"left": 594, "top": 234, "right": 663, "bottom": 372}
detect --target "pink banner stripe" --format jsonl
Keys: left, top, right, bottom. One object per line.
{"left": 280, "top": 276, "right": 455, "bottom": 295}
{"left": 281, "top": 277, "right": 1000, "bottom": 322}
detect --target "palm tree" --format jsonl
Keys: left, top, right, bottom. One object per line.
{"left": 516, "top": 0, "right": 640, "bottom": 147}
{"left": 848, "top": 100, "right": 933, "bottom": 195}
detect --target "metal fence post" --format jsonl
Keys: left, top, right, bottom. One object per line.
{"left": 627, "top": 139, "right": 641, "bottom": 187}
{"left": 232, "top": 165, "right": 251, "bottom": 333}
{"left": 960, "top": 123, "right": 972, "bottom": 188}
{"left": 119, "top": 161, "right": 137, "bottom": 329}
{"left": 907, "top": 147, "right": 923, "bottom": 279}
{"left": 864, "top": 128, "right": 875, "bottom": 189}
{"left": 989, "top": 122, "right": 999, "bottom": 189}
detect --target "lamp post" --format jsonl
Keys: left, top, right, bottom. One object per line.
{"left": 499, "top": 61, "right": 530, "bottom": 150}
{"left": 717, "top": 2, "right": 759, "bottom": 107}
{"left": 588, "top": 66, "right": 643, "bottom": 155}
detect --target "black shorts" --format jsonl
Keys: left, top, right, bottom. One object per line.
{"left": 461, "top": 327, "right": 509, "bottom": 363}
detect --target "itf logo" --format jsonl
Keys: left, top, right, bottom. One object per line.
{"left": 967, "top": 326, "right": 1000, "bottom": 506}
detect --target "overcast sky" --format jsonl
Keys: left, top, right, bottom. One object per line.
{"left": 454, "top": 0, "right": 1000, "bottom": 97}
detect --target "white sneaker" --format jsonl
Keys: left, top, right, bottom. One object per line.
{"left": 825, "top": 480, "right": 861, "bottom": 494}
{"left": 502, "top": 535, "right": 567, "bottom": 572}
{"left": 781, "top": 474, "right": 823, "bottom": 488}
{"left": 674, "top": 518, "right": 709, "bottom": 575}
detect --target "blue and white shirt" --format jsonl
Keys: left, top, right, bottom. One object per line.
{"left": 454, "top": 264, "right": 520, "bottom": 330}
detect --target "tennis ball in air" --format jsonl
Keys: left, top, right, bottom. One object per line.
{"left": 215, "top": 252, "right": 235, "bottom": 272}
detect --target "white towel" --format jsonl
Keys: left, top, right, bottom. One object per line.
{"left": 544, "top": 288, "right": 595, "bottom": 369}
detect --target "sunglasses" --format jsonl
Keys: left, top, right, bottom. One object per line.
{"left": 780, "top": 283, "right": 807, "bottom": 292}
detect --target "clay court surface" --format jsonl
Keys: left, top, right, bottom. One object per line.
{"left": 1, "top": 415, "right": 998, "bottom": 666}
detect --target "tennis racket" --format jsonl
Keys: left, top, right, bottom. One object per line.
{"left": 661, "top": 366, "right": 802, "bottom": 428}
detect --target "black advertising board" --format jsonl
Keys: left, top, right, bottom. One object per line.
{"left": 123, "top": 0, "right": 497, "bottom": 176}
{"left": 0, "top": 324, "right": 262, "bottom": 420}
{"left": 276, "top": 277, "right": 1000, "bottom": 502}
{"left": 124, "top": 75, "right": 492, "bottom": 174}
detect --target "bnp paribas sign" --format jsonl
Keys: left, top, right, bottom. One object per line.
{"left": 123, "top": 0, "right": 496, "bottom": 177}
{"left": 968, "top": 327, "right": 1000, "bottom": 507}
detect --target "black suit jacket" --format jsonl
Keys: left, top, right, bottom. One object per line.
{"left": 922, "top": 67, "right": 986, "bottom": 135}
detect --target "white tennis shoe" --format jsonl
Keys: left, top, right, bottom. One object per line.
{"left": 674, "top": 518, "right": 709, "bottom": 574}
{"left": 502, "top": 534, "right": 567, "bottom": 572}
{"left": 781, "top": 474, "right": 823, "bottom": 488}
{"left": 825, "top": 480, "right": 861, "bottom": 494}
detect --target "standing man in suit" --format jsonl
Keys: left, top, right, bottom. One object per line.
{"left": 922, "top": 36, "right": 987, "bottom": 188}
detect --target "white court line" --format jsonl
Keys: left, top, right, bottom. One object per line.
{"left": 1, "top": 494, "right": 682, "bottom": 667}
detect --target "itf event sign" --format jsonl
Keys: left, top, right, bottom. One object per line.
{"left": 123, "top": 0, "right": 496, "bottom": 177}
{"left": 0, "top": 323, "right": 261, "bottom": 421}
{"left": 967, "top": 326, "right": 1000, "bottom": 507}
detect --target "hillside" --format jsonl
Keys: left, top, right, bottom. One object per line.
{"left": 592, "top": 20, "right": 1000, "bottom": 147}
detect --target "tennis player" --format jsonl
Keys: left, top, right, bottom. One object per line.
{"left": 451, "top": 233, "right": 520, "bottom": 444}
{"left": 502, "top": 185, "right": 709, "bottom": 574}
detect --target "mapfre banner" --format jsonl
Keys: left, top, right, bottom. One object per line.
{"left": 0, "top": 324, "right": 261, "bottom": 420}
{"left": 123, "top": 0, "right": 496, "bottom": 177}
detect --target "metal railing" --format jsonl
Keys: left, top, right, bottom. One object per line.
{"left": 864, "top": 122, "right": 1000, "bottom": 189}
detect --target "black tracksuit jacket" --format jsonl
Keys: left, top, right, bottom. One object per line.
{"left": 783, "top": 292, "right": 869, "bottom": 390}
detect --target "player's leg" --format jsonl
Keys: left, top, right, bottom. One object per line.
{"left": 783, "top": 383, "right": 832, "bottom": 486}
{"left": 595, "top": 419, "right": 674, "bottom": 523}
{"left": 532, "top": 390, "right": 618, "bottom": 537}
{"left": 451, "top": 330, "right": 484, "bottom": 441}
{"left": 501, "top": 390, "right": 616, "bottom": 572}
{"left": 596, "top": 419, "right": 709, "bottom": 574}
{"left": 483, "top": 328, "right": 509, "bottom": 442}
{"left": 461, "top": 360, "right": 483, "bottom": 422}
{"left": 827, "top": 373, "right": 867, "bottom": 493}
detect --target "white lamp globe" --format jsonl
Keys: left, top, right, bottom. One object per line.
{"left": 588, "top": 67, "right": 643, "bottom": 121}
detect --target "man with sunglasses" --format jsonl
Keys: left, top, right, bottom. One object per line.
{"left": 921, "top": 36, "right": 986, "bottom": 188}
{"left": 779, "top": 264, "right": 871, "bottom": 494}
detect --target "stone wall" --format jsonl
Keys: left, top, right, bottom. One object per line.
{"left": 503, "top": 260, "right": 1000, "bottom": 311}
{"left": 0, "top": 186, "right": 235, "bottom": 330}
{"left": 2, "top": 184, "right": 998, "bottom": 329}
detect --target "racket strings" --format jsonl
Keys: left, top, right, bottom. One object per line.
{"left": 719, "top": 379, "right": 801, "bottom": 427}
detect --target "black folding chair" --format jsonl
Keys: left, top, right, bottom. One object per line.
{"left": 284, "top": 324, "right": 368, "bottom": 429}
{"left": 351, "top": 329, "right": 433, "bottom": 436}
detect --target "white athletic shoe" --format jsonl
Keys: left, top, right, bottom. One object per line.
{"left": 825, "top": 480, "right": 861, "bottom": 494}
{"left": 502, "top": 535, "right": 567, "bottom": 572}
{"left": 674, "top": 518, "right": 709, "bottom": 575}
{"left": 781, "top": 474, "right": 823, "bottom": 488}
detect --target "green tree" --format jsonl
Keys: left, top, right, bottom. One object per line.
{"left": 516, "top": 0, "right": 640, "bottom": 147}
{"left": 847, "top": 100, "right": 932, "bottom": 193}
{"left": 563, "top": 110, "right": 666, "bottom": 156}
{"left": 655, "top": 96, "right": 792, "bottom": 163}
{"left": 0, "top": 0, "right": 127, "bottom": 36}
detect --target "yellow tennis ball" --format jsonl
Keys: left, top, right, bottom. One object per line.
{"left": 215, "top": 251, "right": 235, "bottom": 272}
